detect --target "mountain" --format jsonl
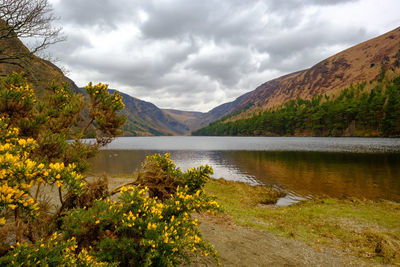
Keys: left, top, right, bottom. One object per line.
{"left": 236, "top": 27, "right": 400, "bottom": 111}
{"left": 194, "top": 26, "right": 400, "bottom": 135}
{"left": 162, "top": 93, "right": 253, "bottom": 133}
{"left": 0, "top": 32, "right": 203, "bottom": 136}
{"left": 115, "top": 93, "right": 244, "bottom": 136}
{"left": 109, "top": 90, "right": 192, "bottom": 136}
{"left": 161, "top": 109, "right": 204, "bottom": 132}
{"left": 114, "top": 91, "right": 255, "bottom": 135}
{"left": 0, "top": 33, "right": 79, "bottom": 94}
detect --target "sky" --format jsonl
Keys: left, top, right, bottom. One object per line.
{"left": 44, "top": 0, "right": 400, "bottom": 112}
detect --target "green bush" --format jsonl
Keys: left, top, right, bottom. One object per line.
{"left": 135, "top": 153, "right": 213, "bottom": 199}
{"left": 0, "top": 72, "right": 126, "bottom": 253}
{"left": 183, "top": 165, "right": 213, "bottom": 194}
{"left": 135, "top": 153, "right": 185, "bottom": 200}
{"left": 61, "top": 185, "right": 221, "bottom": 266}
{"left": 0, "top": 232, "right": 115, "bottom": 266}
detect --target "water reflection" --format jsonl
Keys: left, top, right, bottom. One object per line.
{"left": 89, "top": 150, "right": 400, "bottom": 202}
{"left": 88, "top": 150, "right": 259, "bottom": 184}
{"left": 220, "top": 151, "right": 400, "bottom": 201}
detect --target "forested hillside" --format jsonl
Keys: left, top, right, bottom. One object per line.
{"left": 224, "top": 27, "right": 400, "bottom": 114}
{"left": 193, "top": 74, "right": 400, "bottom": 137}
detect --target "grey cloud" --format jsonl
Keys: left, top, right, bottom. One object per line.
{"left": 60, "top": 37, "right": 199, "bottom": 88}
{"left": 48, "top": 32, "right": 92, "bottom": 56}
{"left": 255, "top": 21, "right": 370, "bottom": 72}
{"left": 140, "top": 0, "right": 357, "bottom": 42}
{"left": 185, "top": 46, "right": 255, "bottom": 87}
{"left": 121, "top": 73, "right": 224, "bottom": 111}
{"left": 262, "top": 26, "right": 368, "bottom": 57}
{"left": 265, "top": 0, "right": 358, "bottom": 11}
{"left": 53, "top": 0, "right": 133, "bottom": 29}
{"left": 140, "top": 0, "right": 268, "bottom": 43}
{"left": 46, "top": 0, "right": 399, "bottom": 111}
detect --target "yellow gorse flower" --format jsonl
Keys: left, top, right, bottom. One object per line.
{"left": 0, "top": 119, "right": 85, "bottom": 224}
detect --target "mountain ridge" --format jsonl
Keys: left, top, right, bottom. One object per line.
{"left": 193, "top": 26, "right": 400, "bottom": 132}
{"left": 233, "top": 27, "right": 400, "bottom": 113}
{"left": 108, "top": 90, "right": 191, "bottom": 136}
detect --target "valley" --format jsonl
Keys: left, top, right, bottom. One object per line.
{"left": 2, "top": 25, "right": 399, "bottom": 137}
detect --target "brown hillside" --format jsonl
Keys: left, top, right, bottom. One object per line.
{"left": 238, "top": 27, "right": 400, "bottom": 111}
{"left": 162, "top": 109, "right": 205, "bottom": 133}
{"left": 0, "top": 35, "right": 76, "bottom": 93}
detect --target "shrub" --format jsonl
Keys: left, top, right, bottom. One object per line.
{"left": 1, "top": 148, "right": 222, "bottom": 265}
{"left": 0, "top": 72, "right": 125, "bottom": 248}
{"left": 134, "top": 153, "right": 213, "bottom": 200}
{"left": 183, "top": 165, "right": 213, "bottom": 194}
{"left": 0, "top": 73, "right": 126, "bottom": 173}
{"left": 62, "top": 185, "right": 221, "bottom": 266}
{"left": 0, "top": 232, "right": 116, "bottom": 266}
{"left": 0, "top": 75, "right": 221, "bottom": 266}
{"left": 63, "top": 177, "right": 109, "bottom": 211}
{"left": 135, "top": 153, "right": 184, "bottom": 200}
{"left": 0, "top": 117, "right": 85, "bottom": 244}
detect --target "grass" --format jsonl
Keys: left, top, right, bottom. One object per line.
{"left": 205, "top": 178, "right": 400, "bottom": 265}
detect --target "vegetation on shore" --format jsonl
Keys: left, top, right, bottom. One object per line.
{"left": 0, "top": 148, "right": 221, "bottom": 266}
{"left": 205, "top": 179, "right": 400, "bottom": 265}
{"left": 0, "top": 73, "right": 222, "bottom": 266}
{"left": 193, "top": 73, "right": 400, "bottom": 137}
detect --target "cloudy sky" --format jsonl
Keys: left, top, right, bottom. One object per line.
{"left": 45, "top": 0, "right": 400, "bottom": 112}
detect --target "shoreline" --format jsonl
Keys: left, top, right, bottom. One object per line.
{"left": 31, "top": 174, "right": 400, "bottom": 266}
{"left": 203, "top": 179, "right": 400, "bottom": 266}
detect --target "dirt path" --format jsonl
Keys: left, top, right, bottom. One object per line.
{"left": 191, "top": 214, "right": 374, "bottom": 267}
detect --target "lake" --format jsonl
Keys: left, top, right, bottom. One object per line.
{"left": 89, "top": 137, "right": 400, "bottom": 203}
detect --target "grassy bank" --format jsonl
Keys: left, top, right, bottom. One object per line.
{"left": 205, "top": 179, "right": 400, "bottom": 265}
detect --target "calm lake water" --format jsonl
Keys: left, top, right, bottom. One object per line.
{"left": 89, "top": 137, "right": 400, "bottom": 203}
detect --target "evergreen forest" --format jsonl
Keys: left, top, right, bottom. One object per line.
{"left": 193, "top": 75, "right": 400, "bottom": 137}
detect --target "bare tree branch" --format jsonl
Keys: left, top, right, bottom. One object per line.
{"left": 0, "top": 0, "right": 65, "bottom": 63}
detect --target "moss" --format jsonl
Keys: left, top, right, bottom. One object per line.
{"left": 205, "top": 178, "right": 285, "bottom": 207}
